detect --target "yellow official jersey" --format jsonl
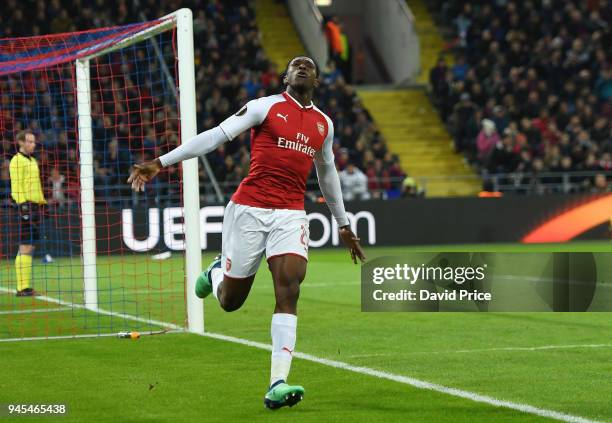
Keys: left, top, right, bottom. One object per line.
{"left": 9, "top": 152, "right": 46, "bottom": 205}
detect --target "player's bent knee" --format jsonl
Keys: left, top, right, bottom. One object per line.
{"left": 218, "top": 292, "right": 247, "bottom": 312}
{"left": 219, "top": 298, "right": 242, "bottom": 312}
{"left": 220, "top": 301, "right": 242, "bottom": 312}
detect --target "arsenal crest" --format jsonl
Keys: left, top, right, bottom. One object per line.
{"left": 317, "top": 122, "right": 325, "bottom": 136}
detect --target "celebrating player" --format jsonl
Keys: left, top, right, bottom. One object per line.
{"left": 128, "top": 56, "right": 366, "bottom": 409}
{"left": 9, "top": 130, "right": 47, "bottom": 297}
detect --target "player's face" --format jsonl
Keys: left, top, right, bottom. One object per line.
{"left": 285, "top": 57, "right": 318, "bottom": 90}
{"left": 21, "top": 134, "right": 36, "bottom": 154}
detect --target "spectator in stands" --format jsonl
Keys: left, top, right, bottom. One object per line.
{"left": 322, "top": 60, "right": 342, "bottom": 86}
{"left": 451, "top": 55, "right": 469, "bottom": 81}
{"left": 0, "top": 159, "right": 11, "bottom": 202}
{"left": 324, "top": 16, "right": 343, "bottom": 66}
{"left": 339, "top": 162, "right": 370, "bottom": 201}
{"left": 48, "top": 167, "right": 66, "bottom": 208}
{"left": 594, "top": 67, "right": 612, "bottom": 102}
{"left": 450, "top": 92, "right": 476, "bottom": 152}
{"left": 337, "top": 22, "right": 352, "bottom": 83}
{"left": 476, "top": 119, "right": 500, "bottom": 162}
{"left": 488, "top": 134, "right": 519, "bottom": 174}
{"left": 401, "top": 177, "right": 423, "bottom": 198}
{"left": 366, "top": 158, "right": 391, "bottom": 199}
{"left": 591, "top": 173, "right": 611, "bottom": 193}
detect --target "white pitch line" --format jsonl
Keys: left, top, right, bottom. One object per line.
{"left": 0, "top": 286, "right": 601, "bottom": 423}
{"left": 0, "top": 286, "right": 183, "bottom": 332}
{"left": 0, "top": 332, "right": 119, "bottom": 342}
{"left": 434, "top": 344, "right": 612, "bottom": 354}
{"left": 0, "top": 329, "right": 184, "bottom": 343}
{"left": 202, "top": 332, "right": 600, "bottom": 423}
{"left": 0, "top": 307, "right": 67, "bottom": 315}
{"left": 346, "top": 344, "right": 612, "bottom": 358}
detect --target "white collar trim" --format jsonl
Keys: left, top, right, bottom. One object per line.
{"left": 285, "top": 91, "right": 313, "bottom": 109}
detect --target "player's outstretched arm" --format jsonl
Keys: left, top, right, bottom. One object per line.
{"left": 127, "top": 126, "right": 229, "bottom": 192}
{"left": 128, "top": 99, "right": 267, "bottom": 192}
{"left": 314, "top": 124, "right": 366, "bottom": 264}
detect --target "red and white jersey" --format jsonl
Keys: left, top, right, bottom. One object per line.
{"left": 219, "top": 91, "right": 334, "bottom": 210}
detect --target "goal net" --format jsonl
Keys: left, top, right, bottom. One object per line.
{"left": 0, "top": 9, "right": 203, "bottom": 341}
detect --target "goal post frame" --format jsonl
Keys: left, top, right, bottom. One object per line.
{"left": 74, "top": 8, "right": 204, "bottom": 332}
{"left": 176, "top": 8, "right": 204, "bottom": 334}
{"left": 75, "top": 57, "right": 98, "bottom": 313}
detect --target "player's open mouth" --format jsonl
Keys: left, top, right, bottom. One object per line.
{"left": 296, "top": 72, "right": 307, "bottom": 78}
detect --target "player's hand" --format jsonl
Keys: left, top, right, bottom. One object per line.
{"left": 127, "top": 159, "right": 162, "bottom": 192}
{"left": 339, "top": 226, "right": 366, "bottom": 264}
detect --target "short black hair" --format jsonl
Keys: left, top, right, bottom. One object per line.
{"left": 283, "top": 56, "right": 320, "bottom": 79}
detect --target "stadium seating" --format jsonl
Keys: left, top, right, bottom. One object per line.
{"left": 429, "top": 0, "right": 611, "bottom": 194}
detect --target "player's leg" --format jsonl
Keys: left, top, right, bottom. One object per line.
{"left": 196, "top": 254, "right": 256, "bottom": 311}
{"left": 196, "top": 201, "right": 265, "bottom": 312}
{"left": 268, "top": 254, "right": 306, "bottom": 314}
{"left": 217, "top": 273, "right": 256, "bottom": 312}
{"left": 263, "top": 212, "right": 309, "bottom": 409}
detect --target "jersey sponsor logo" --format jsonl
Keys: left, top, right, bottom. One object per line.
{"left": 277, "top": 136, "right": 316, "bottom": 157}
{"left": 276, "top": 112, "right": 288, "bottom": 122}
{"left": 297, "top": 132, "right": 309, "bottom": 144}
{"left": 276, "top": 132, "right": 316, "bottom": 157}
{"left": 235, "top": 105, "right": 247, "bottom": 116}
{"left": 317, "top": 122, "right": 325, "bottom": 136}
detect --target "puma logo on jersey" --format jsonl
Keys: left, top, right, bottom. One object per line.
{"left": 281, "top": 346, "right": 294, "bottom": 355}
{"left": 276, "top": 113, "right": 288, "bottom": 122}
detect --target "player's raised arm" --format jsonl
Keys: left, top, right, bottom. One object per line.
{"left": 313, "top": 121, "right": 366, "bottom": 264}
{"left": 128, "top": 99, "right": 267, "bottom": 192}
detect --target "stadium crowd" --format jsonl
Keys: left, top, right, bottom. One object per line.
{"left": 430, "top": 0, "right": 612, "bottom": 193}
{"left": 0, "top": 0, "right": 403, "bottom": 205}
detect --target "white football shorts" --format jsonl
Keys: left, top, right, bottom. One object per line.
{"left": 221, "top": 201, "right": 309, "bottom": 278}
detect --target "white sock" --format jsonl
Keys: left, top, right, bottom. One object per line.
{"left": 270, "top": 313, "right": 297, "bottom": 386}
{"left": 210, "top": 267, "right": 223, "bottom": 300}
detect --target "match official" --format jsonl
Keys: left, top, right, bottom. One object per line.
{"left": 9, "top": 130, "right": 46, "bottom": 297}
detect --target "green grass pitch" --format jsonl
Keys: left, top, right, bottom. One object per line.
{"left": 1, "top": 242, "right": 611, "bottom": 422}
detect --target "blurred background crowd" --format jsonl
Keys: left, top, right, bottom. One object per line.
{"left": 430, "top": 0, "right": 611, "bottom": 194}
{"left": 0, "top": 0, "right": 405, "bottom": 207}
{"left": 0, "top": 0, "right": 610, "bottom": 205}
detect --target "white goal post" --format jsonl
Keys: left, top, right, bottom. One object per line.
{"left": 74, "top": 8, "right": 204, "bottom": 333}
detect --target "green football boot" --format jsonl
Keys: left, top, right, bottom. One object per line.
{"left": 264, "top": 380, "right": 304, "bottom": 410}
{"left": 195, "top": 254, "right": 221, "bottom": 299}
